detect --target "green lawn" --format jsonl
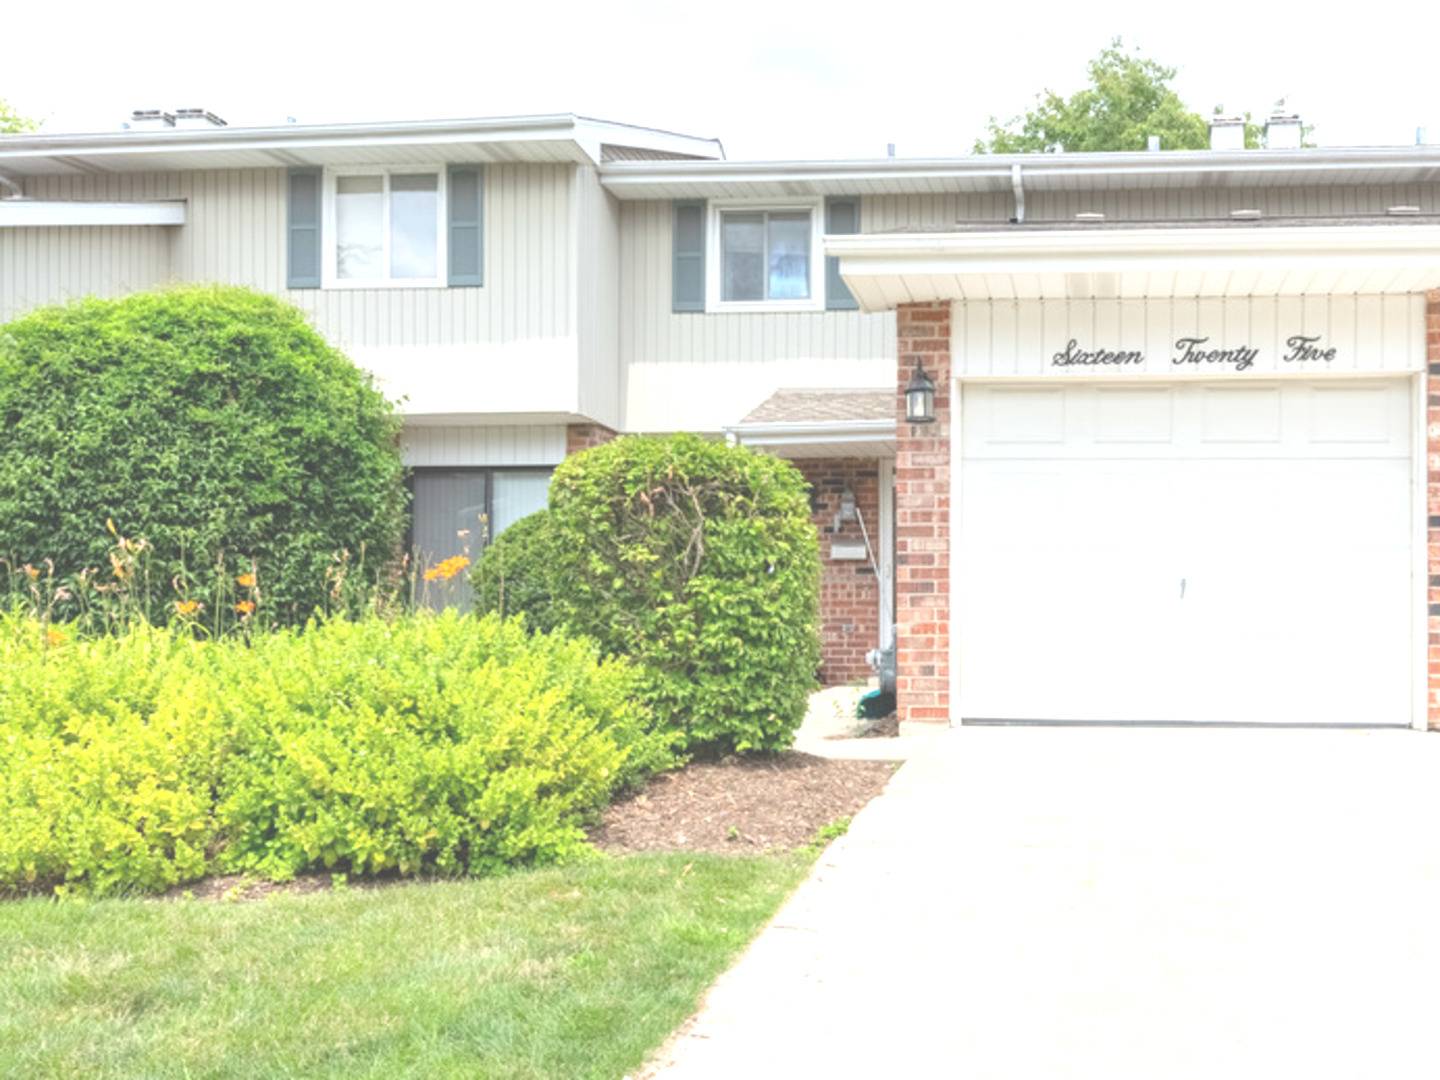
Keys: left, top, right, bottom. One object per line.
{"left": 0, "top": 852, "right": 813, "bottom": 1080}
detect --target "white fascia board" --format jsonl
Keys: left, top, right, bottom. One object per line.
{"left": 724, "top": 419, "right": 896, "bottom": 445}
{"left": 829, "top": 225, "right": 1440, "bottom": 274}
{"left": 0, "top": 200, "right": 186, "bottom": 226}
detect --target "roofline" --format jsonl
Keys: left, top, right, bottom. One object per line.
{"left": 0, "top": 113, "right": 725, "bottom": 168}
{"left": 601, "top": 145, "right": 1440, "bottom": 195}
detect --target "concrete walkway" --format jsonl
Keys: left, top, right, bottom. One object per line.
{"left": 642, "top": 726, "right": 1440, "bottom": 1079}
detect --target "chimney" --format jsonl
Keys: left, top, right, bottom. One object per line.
{"left": 1209, "top": 116, "right": 1246, "bottom": 151}
{"left": 1264, "top": 113, "right": 1302, "bottom": 150}
{"left": 130, "top": 110, "right": 176, "bottom": 129}
{"left": 173, "top": 108, "right": 227, "bottom": 129}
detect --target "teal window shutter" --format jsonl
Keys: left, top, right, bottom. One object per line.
{"left": 448, "top": 165, "right": 484, "bottom": 287}
{"left": 672, "top": 200, "right": 706, "bottom": 312}
{"left": 825, "top": 196, "right": 859, "bottom": 310}
{"left": 287, "top": 167, "right": 322, "bottom": 289}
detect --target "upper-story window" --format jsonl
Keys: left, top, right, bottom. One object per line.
{"left": 708, "top": 201, "right": 824, "bottom": 312}
{"left": 287, "top": 164, "right": 483, "bottom": 291}
{"left": 719, "top": 209, "right": 813, "bottom": 302}
{"left": 672, "top": 197, "right": 858, "bottom": 314}
{"left": 333, "top": 172, "right": 442, "bottom": 283}
{"left": 327, "top": 169, "right": 445, "bottom": 287}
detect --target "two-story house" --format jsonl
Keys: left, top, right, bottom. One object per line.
{"left": 5, "top": 111, "right": 1440, "bottom": 733}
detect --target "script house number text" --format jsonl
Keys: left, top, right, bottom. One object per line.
{"left": 1050, "top": 340, "right": 1144, "bottom": 367}
{"left": 1049, "top": 335, "right": 1338, "bottom": 371}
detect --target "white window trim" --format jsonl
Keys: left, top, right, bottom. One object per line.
{"left": 706, "top": 199, "right": 825, "bottom": 313}
{"left": 321, "top": 165, "right": 448, "bottom": 289}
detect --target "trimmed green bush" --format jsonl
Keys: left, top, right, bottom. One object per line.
{"left": 546, "top": 434, "right": 821, "bottom": 754}
{"left": 213, "top": 613, "right": 670, "bottom": 881}
{"left": 0, "top": 285, "right": 406, "bottom": 624}
{"left": 470, "top": 510, "right": 563, "bottom": 634}
{"left": 0, "top": 612, "right": 672, "bottom": 896}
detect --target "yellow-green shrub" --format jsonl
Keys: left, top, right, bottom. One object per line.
{"left": 212, "top": 614, "right": 672, "bottom": 881}
{"left": 0, "top": 621, "right": 225, "bottom": 895}
{"left": 0, "top": 612, "right": 672, "bottom": 896}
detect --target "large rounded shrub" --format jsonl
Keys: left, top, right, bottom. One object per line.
{"left": 546, "top": 434, "right": 821, "bottom": 754}
{"left": 0, "top": 286, "right": 406, "bottom": 622}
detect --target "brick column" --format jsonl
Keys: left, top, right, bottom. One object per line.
{"left": 1427, "top": 291, "right": 1440, "bottom": 730}
{"left": 895, "top": 301, "right": 951, "bottom": 733}
{"left": 566, "top": 422, "right": 617, "bottom": 456}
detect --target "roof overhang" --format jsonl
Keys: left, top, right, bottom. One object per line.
{"left": 724, "top": 419, "right": 896, "bottom": 459}
{"left": 0, "top": 200, "right": 186, "bottom": 227}
{"left": 0, "top": 114, "right": 724, "bottom": 178}
{"left": 601, "top": 146, "right": 1440, "bottom": 200}
{"left": 827, "top": 224, "right": 1440, "bottom": 307}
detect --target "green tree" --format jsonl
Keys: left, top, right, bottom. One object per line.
{"left": 974, "top": 39, "right": 1211, "bottom": 153}
{"left": 0, "top": 99, "right": 38, "bottom": 134}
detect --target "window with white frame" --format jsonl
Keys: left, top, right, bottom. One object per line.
{"left": 708, "top": 202, "right": 824, "bottom": 311}
{"left": 326, "top": 169, "right": 445, "bottom": 287}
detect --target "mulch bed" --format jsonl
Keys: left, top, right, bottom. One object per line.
{"left": 139, "top": 745, "right": 899, "bottom": 902}
{"left": 586, "top": 751, "right": 897, "bottom": 854}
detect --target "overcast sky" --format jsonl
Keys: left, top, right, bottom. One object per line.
{"left": 6, "top": 0, "right": 1431, "bottom": 160}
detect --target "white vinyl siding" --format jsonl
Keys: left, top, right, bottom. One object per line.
{"left": 400, "top": 424, "right": 567, "bottom": 467}
{"left": 618, "top": 199, "right": 895, "bottom": 432}
{"left": 866, "top": 185, "right": 1440, "bottom": 231}
{"left": 950, "top": 296, "right": 1426, "bottom": 379}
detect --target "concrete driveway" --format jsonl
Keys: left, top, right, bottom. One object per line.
{"left": 643, "top": 726, "right": 1440, "bottom": 1079}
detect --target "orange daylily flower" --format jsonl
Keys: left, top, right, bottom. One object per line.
{"left": 236, "top": 600, "right": 255, "bottom": 615}
{"left": 176, "top": 600, "right": 201, "bottom": 616}
{"left": 236, "top": 573, "right": 256, "bottom": 588}
{"left": 423, "top": 555, "right": 471, "bottom": 582}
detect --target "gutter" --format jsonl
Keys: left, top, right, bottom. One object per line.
{"left": 600, "top": 145, "right": 1440, "bottom": 196}
{"left": 723, "top": 418, "right": 896, "bottom": 447}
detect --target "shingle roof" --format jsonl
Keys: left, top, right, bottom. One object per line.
{"left": 739, "top": 388, "right": 893, "bottom": 426}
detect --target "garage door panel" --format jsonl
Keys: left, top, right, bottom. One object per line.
{"left": 958, "top": 380, "right": 1414, "bottom": 726}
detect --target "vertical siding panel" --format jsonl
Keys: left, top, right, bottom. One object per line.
{"left": 1328, "top": 295, "right": 1356, "bottom": 370}
{"left": 1013, "top": 300, "right": 1044, "bottom": 376}
{"left": 1249, "top": 297, "right": 1278, "bottom": 370}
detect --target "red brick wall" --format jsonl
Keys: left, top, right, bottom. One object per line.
{"left": 797, "top": 459, "right": 884, "bottom": 686}
{"left": 566, "top": 423, "right": 617, "bottom": 456}
{"left": 895, "top": 301, "right": 951, "bottom": 731}
{"left": 1428, "top": 291, "right": 1440, "bottom": 730}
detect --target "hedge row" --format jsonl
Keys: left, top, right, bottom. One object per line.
{"left": 0, "top": 613, "right": 673, "bottom": 896}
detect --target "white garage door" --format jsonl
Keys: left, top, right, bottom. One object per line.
{"left": 957, "top": 380, "right": 1415, "bottom": 725}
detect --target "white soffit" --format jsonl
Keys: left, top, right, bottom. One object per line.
{"left": 829, "top": 224, "right": 1440, "bottom": 306}
{"left": 0, "top": 200, "right": 186, "bottom": 226}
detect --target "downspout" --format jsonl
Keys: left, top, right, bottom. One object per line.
{"left": 1010, "top": 163, "right": 1025, "bottom": 224}
{"left": 0, "top": 173, "right": 24, "bottom": 200}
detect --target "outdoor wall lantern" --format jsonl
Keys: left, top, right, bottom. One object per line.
{"left": 905, "top": 364, "right": 936, "bottom": 424}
